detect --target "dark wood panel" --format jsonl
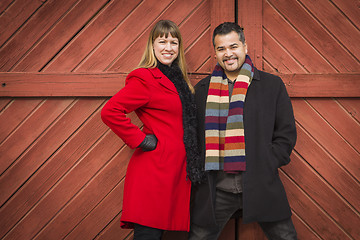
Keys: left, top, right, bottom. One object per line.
{"left": 267, "top": 0, "right": 360, "bottom": 72}
{"left": 0, "top": 0, "right": 80, "bottom": 71}
{"left": 0, "top": 0, "right": 42, "bottom": 47}
{"left": 12, "top": 0, "right": 109, "bottom": 72}
{"left": 0, "top": 107, "right": 108, "bottom": 238}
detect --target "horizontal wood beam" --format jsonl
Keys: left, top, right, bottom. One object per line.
{"left": 280, "top": 73, "right": 360, "bottom": 97}
{"left": 0, "top": 72, "right": 359, "bottom": 97}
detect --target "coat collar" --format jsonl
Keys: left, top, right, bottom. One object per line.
{"left": 148, "top": 67, "right": 178, "bottom": 94}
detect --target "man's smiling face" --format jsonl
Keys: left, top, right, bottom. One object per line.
{"left": 214, "top": 31, "right": 248, "bottom": 80}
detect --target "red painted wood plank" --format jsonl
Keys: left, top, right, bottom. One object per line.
{"left": 0, "top": 97, "right": 11, "bottom": 112}
{"left": 280, "top": 172, "right": 351, "bottom": 240}
{"left": 0, "top": 98, "right": 73, "bottom": 178}
{"left": 0, "top": 72, "right": 127, "bottom": 96}
{"left": 331, "top": 0, "right": 360, "bottom": 29}
{"left": 0, "top": 105, "right": 108, "bottom": 238}
{"left": 263, "top": 1, "right": 337, "bottom": 73}
{"left": 237, "top": 0, "right": 263, "bottom": 69}
{"left": 185, "top": 29, "right": 211, "bottom": 73}
{"left": 0, "top": 99, "right": 101, "bottom": 209}
{"left": 4, "top": 130, "right": 124, "bottom": 239}
{"left": 0, "top": 0, "right": 43, "bottom": 47}
{"left": 268, "top": 0, "right": 360, "bottom": 72}
{"left": 291, "top": 213, "right": 320, "bottom": 240}
{"left": 36, "top": 146, "right": 132, "bottom": 239}
{"left": 338, "top": 98, "right": 360, "bottom": 122}
{"left": 280, "top": 73, "right": 360, "bottom": 97}
{"left": 0, "top": 98, "right": 42, "bottom": 143}
{"left": 292, "top": 99, "right": 360, "bottom": 184}
{"left": 2, "top": 72, "right": 359, "bottom": 97}
{"left": 210, "top": 0, "right": 234, "bottom": 68}
{"left": 299, "top": 0, "right": 360, "bottom": 61}
{"left": 74, "top": 0, "right": 173, "bottom": 72}
{"left": 294, "top": 122, "right": 360, "bottom": 213}
{"left": 0, "top": 0, "right": 80, "bottom": 71}
{"left": 263, "top": 30, "right": 307, "bottom": 74}
{"left": 0, "top": 0, "right": 13, "bottom": 13}
{"left": 96, "top": 214, "right": 133, "bottom": 240}
{"left": 42, "top": 0, "right": 141, "bottom": 72}
{"left": 283, "top": 152, "right": 360, "bottom": 239}
{"left": 195, "top": 56, "right": 212, "bottom": 73}
{"left": 0, "top": 72, "right": 208, "bottom": 97}
{"left": 108, "top": 0, "right": 206, "bottom": 73}
{"left": 307, "top": 98, "right": 360, "bottom": 153}
{"left": 66, "top": 179, "right": 127, "bottom": 239}
{"left": 12, "top": 0, "right": 109, "bottom": 72}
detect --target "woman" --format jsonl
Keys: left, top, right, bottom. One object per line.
{"left": 101, "top": 20, "right": 203, "bottom": 239}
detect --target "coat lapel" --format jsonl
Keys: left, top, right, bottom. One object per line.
{"left": 149, "top": 67, "right": 178, "bottom": 94}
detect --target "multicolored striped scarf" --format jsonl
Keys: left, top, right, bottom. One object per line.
{"left": 204, "top": 55, "right": 254, "bottom": 172}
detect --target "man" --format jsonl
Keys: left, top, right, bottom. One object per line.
{"left": 189, "top": 22, "right": 297, "bottom": 240}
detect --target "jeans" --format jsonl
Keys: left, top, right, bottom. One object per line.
{"left": 134, "top": 224, "right": 163, "bottom": 240}
{"left": 188, "top": 189, "right": 297, "bottom": 240}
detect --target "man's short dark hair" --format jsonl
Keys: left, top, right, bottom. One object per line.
{"left": 212, "top": 22, "right": 245, "bottom": 47}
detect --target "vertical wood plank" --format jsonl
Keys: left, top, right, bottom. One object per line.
{"left": 210, "top": 0, "right": 235, "bottom": 67}
{"left": 237, "top": 0, "right": 262, "bottom": 69}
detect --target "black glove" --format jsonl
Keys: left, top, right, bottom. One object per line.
{"left": 137, "top": 134, "right": 158, "bottom": 151}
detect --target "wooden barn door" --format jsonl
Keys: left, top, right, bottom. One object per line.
{"left": 238, "top": 0, "right": 360, "bottom": 240}
{"left": 1, "top": 0, "right": 359, "bottom": 240}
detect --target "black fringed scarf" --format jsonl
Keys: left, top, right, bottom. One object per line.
{"left": 157, "top": 61, "right": 204, "bottom": 184}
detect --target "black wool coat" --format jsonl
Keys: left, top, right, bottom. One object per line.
{"left": 191, "top": 68, "right": 297, "bottom": 226}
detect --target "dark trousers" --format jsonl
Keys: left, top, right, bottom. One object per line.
{"left": 189, "top": 189, "right": 297, "bottom": 240}
{"left": 134, "top": 224, "right": 163, "bottom": 240}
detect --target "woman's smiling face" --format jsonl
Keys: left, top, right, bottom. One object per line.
{"left": 153, "top": 34, "right": 179, "bottom": 66}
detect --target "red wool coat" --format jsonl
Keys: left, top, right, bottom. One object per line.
{"left": 101, "top": 67, "right": 191, "bottom": 231}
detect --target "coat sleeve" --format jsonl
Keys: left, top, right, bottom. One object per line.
{"left": 272, "top": 78, "right": 297, "bottom": 167}
{"left": 101, "top": 70, "right": 151, "bottom": 149}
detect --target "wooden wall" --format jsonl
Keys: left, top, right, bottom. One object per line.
{"left": 0, "top": 0, "right": 359, "bottom": 239}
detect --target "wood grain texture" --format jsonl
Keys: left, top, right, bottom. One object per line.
{"left": 1, "top": 72, "right": 359, "bottom": 97}
{"left": 237, "top": 0, "right": 263, "bottom": 69}
{"left": 1, "top": 0, "right": 359, "bottom": 239}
